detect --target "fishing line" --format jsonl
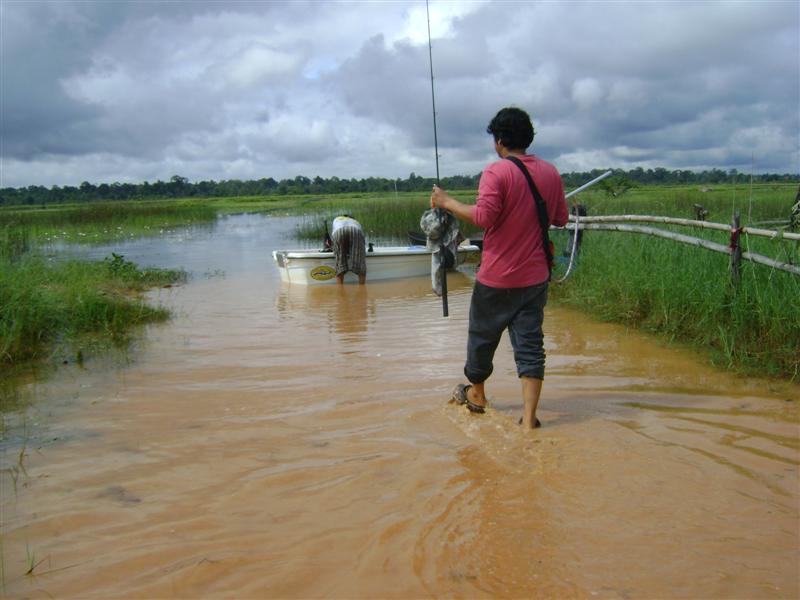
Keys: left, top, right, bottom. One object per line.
{"left": 426, "top": 0, "right": 440, "bottom": 185}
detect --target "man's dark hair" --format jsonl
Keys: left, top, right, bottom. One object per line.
{"left": 486, "top": 107, "right": 535, "bottom": 149}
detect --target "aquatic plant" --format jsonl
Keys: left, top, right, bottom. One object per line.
{"left": 0, "top": 201, "right": 216, "bottom": 247}
{"left": 0, "top": 253, "right": 186, "bottom": 373}
{"left": 0, "top": 224, "right": 29, "bottom": 261}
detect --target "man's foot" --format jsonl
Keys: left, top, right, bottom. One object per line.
{"left": 518, "top": 416, "right": 542, "bottom": 428}
{"left": 450, "top": 384, "right": 486, "bottom": 414}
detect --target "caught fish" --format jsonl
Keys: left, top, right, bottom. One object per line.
{"left": 420, "top": 208, "right": 459, "bottom": 297}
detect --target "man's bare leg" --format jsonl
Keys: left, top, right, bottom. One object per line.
{"left": 521, "top": 376, "right": 543, "bottom": 429}
{"left": 336, "top": 274, "right": 345, "bottom": 284}
{"left": 358, "top": 273, "right": 366, "bottom": 284}
{"left": 467, "top": 381, "right": 487, "bottom": 409}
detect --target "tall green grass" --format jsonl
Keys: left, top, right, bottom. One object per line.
{"left": 575, "top": 182, "right": 795, "bottom": 223}
{"left": 1, "top": 202, "right": 195, "bottom": 411}
{"left": 0, "top": 253, "right": 185, "bottom": 371}
{"left": 0, "top": 226, "right": 29, "bottom": 261}
{"left": 286, "top": 182, "right": 796, "bottom": 243}
{"left": 288, "top": 190, "right": 480, "bottom": 244}
{"left": 552, "top": 234, "right": 799, "bottom": 378}
{"left": 551, "top": 183, "right": 799, "bottom": 380}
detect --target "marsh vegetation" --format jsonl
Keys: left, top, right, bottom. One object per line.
{"left": 0, "top": 202, "right": 199, "bottom": 388}
{"left": 1, "top": 182, "right": 797, "bottom": 383}
{"left": 280, "top": 182, "right": 799, "bottom": 379}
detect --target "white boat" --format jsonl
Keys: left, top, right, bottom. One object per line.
{"left": 272, "top": 243, "right": 480, "bottom": 285}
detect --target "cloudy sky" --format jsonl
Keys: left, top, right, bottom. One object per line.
{"left": 1, "top": 0, "right": 798, "bottom": 188}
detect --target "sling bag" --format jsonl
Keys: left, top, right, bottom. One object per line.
{"left": 505, "top": 155, "right": 555, "bottom": 280}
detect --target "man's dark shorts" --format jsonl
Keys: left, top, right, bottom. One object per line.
{"left": 464, "top": 280, "right": 548, "bottom": 384}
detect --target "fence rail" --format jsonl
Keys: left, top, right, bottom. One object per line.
{"left": 567, "top": 214, "right": 800, "bottom": 241}
{"left": 557, "top": 214, "right": 799, "bottom": 277}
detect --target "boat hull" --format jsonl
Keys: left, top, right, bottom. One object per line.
{"left": 272, "top": 245, "right": 479, "bottom": 285}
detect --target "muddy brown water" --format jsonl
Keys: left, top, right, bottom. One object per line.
{"left": 2, "top": 215, "right": 798, "bottom": 598}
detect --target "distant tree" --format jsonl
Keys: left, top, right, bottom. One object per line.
{"left": 0, "top": 167, "right": 797, "bottom": 206}
{"left": 169, "top": 175, "right": 190, "bottom": 197}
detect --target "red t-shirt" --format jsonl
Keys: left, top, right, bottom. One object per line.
{"left": 473, "top": 154, "right": 569, "bottom": 288}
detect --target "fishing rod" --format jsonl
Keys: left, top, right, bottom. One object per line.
{"left": 426, "top": 0, "right": 448, "bottom": 317}
{"left": 565, "top": 170, "right": 613, "bottom": 199}
{"left": 426, "top": 0, "right": 440, "bottom": 184}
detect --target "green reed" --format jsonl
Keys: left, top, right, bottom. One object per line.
{"left": 0, "top": 201, "right": 217, "bottom": 245}
{"left": 0, "top": 202, "right": 201, "bottom": 383}
{"left": 576, "top": 182, "right": 794, "bottom": 223}
{"left": 289, "top": 191, "right": 481, "bottom": 244}
{"left": 553, "top": 235, "right": 799, "bottom": 379}
{"left": 0, "top": 252, "right": 185, "bottom": 372}
{"left": 551, "top": 183, "right": 799, "bottom": 380}
{"left": 0, "top": 225, "right": 29, "bottom": 261}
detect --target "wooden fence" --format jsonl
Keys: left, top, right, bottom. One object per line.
{"left": 560, "top": 213, "right": 800, "bottom": 278}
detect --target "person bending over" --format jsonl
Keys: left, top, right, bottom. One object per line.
{"left": 430, "top": 107, "right": 568, "bottom": 429}
{"left": 331, "top": 215, "right": 367, "bottom": 284}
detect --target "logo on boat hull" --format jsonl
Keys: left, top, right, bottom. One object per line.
{"left": 310, "top": 265, "right": 336, "bottom": 281}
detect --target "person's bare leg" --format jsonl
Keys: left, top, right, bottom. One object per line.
{"left": 521, "top": 376, "right": 543, "bottom": 429}
{"left": 336, "top": 274, "right": 345, "bottom": 284}
{"left": 358, "top": 274, "right": 366, "bottom": 284}
{"left": 467, "top": 381, "right": 487, "bottom": 409}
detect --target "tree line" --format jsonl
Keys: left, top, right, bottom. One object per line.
{"left": 1, "top": 168, "right": 796, "bottom": 207}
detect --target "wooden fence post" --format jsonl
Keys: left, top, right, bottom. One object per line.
{"left": 729, "top": 212, "right": 742, "bottom": 285}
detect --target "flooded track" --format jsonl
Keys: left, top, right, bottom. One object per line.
{"left": 2, "top": 215, "right": 798, "bottom": 598}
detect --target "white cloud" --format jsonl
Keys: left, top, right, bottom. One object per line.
{"left": 218, "top": 44, "right": 302, "bottom": 88}
{"left": 571, "top": 78, "right": 604, "bottom": 110}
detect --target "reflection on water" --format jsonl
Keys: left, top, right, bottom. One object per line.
{"left": 44, "top": 212, "right": 303, "bottom": 275}
{"left": 276, "top": 283, "right": 375, "bottom": 340}
{"left": 1, "top": 214, "right": 798, "bottom": 599}
{"left": 274, "top": 277, "right": 468, "bottom": 343}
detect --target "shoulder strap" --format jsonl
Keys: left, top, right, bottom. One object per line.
{"left": 505, "top": 155, "right": 554, "bottom": 278}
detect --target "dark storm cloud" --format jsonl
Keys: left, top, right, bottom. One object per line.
{"left": 1, "top": 2, "right": 106, "bottom": 157}
{"left": 329, "top": 1, "right": 798, "bottom": 174}
{"left": 1, "top": 0, "right": 310, "bottom": 163}
{"left": 1, "top": 0, "right": 797, "bottom": 187}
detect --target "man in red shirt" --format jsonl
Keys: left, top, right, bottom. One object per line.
{"left": 430, "top": 107, "right": 569, "bottom": 429}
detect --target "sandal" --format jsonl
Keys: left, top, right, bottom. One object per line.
{"left": 518, "top": 416, "right": 542, "bottom": 428}
{"left": 450, "top": 384, "right": 486, "bottom": 414}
